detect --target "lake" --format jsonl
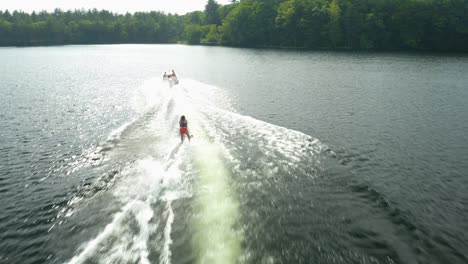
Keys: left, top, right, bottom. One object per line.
{"left": 1, "top": 45, "right": 467, "bottom": 264}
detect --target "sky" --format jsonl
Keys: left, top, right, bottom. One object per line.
{"left": 0, "top": 0, "right": 232, "bottom": 15}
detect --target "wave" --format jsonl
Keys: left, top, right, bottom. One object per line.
{"left": 56, "top": 78, "right": 332, "bottom": 264}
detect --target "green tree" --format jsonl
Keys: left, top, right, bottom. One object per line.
{"left": 327, "top": 0, "right": 341, "bottom": 47}
{"left": 202, "top": 24, "right": 220, "bottom": 43}
{"left": 276, "top": 0, "right": 300, "bottom": 46}
{"left": 221, "top": 0, "right": 278, "bottom": 46}
{"left": 205, "top": 0, "right": 221, "bottom": 25}
{"left": 183, "top": 24, "right": 203, "bottom": 44}
{"left": 0, "top": 0, "right": 467, "bottom": 51}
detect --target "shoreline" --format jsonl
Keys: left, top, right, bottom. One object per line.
{"left": 1, "top": 42, "right": 467, "bottom": 54}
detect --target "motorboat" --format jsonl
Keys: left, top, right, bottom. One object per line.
{"left": 163, "top": 72, "right": 179, "bottom": 86}
{"left": 169, "top": 76, "right": 179, "bottom": 85}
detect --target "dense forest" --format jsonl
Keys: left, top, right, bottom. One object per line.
{"left": 1, "top": 0, "right": 467, "bottom": 51}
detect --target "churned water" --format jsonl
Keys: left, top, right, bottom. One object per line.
{"left": 0, "top": 45, "right": 467, "bottom": 264}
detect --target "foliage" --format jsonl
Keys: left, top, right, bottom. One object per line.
{"left": 183, "top": 24, "right": 203, "bottom": 44}
{"left": 0, "top": 0, "right": 467, "bottom": 51}
{"left": 202, "top": 25, "right": 221, "bottom": 44}
{"left": 205, "top": 0, "right": 221, "bottom": 25}
{"left": 327, "top": 0, "right": 341, "bottom": 47}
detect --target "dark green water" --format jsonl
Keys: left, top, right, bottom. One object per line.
{"left": 0, "top": 45, "right": 467, "bottom": 264}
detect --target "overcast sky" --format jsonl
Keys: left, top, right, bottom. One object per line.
{"left": 1, "top": 0, "right": 232, "bottom": 15}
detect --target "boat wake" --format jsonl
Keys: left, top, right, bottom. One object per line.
{"left": 49, "top": 78, "right": 328, "bottom": 264}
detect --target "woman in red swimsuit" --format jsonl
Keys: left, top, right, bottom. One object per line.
{"left": 179, "top": 115, "right": 191, "bottom": 142}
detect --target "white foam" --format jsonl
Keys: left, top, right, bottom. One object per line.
{"left": 133, "top": 203, "right": 154, "bottom": 264}
{"left": 67, "top": 200, "right": 157, "bottom": 264}
{"left": 160, "top": 201, "right": 174, "bottom": 264}
{"left": 65, "top": 76, "right": 329, "bottom": 264}
{"left": 179, "top": 79, "right": 329, "bottom": 159}
{"left": 179, "top": 79, "right": 237, "bottom": 113}
{"left": 113, "top": 159, "right": 165, "bottom": 203}
{"left": 130, "top": 77, "right": 166, "bottom": 115}
{"left": 67, "top": 202, "right": 134, "bottom": 264}
{"left": 106, "top": 118, "right": 137, "bottom": 142}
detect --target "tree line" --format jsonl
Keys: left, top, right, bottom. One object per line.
{"left": 1, "top": 0, "right": 467, "bottom": 51}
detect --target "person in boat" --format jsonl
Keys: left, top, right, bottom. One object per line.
{"left": 179, "top": 115, "right": 191, "bottom": 142}
{"left": 169, "top": 70, "right": 179, "bottom": 84}
{"left": 167, "top": 70, "right": 176, "bottom": 79}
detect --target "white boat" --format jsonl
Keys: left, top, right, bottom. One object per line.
{"left": 163, "top": 72, "right": 178, "bottom": 86}
{"left": 168, "top": 76, "right": 179, "bottom": 86}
